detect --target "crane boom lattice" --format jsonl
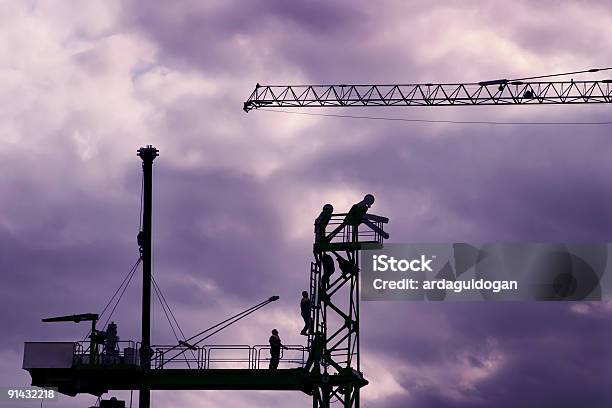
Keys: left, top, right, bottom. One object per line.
{"left": 244, "top": 80, "right": 612, "bottom": 112}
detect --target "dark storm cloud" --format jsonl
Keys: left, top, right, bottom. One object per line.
{"left": 121, "top": 0, "right": 368, "bottom": 78}
{"left": 123, "top": 0, "right": 612, "bottom": 85}
{"left": 362, "top": 302, "right": 612, "bottom": 407}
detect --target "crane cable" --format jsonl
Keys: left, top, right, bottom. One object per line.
{"left": 84, "top": 169, "right": 147, "bottom": 342}
{"left": 152, "top": 276, "right": 191, "bottom": 368}
{"left": 151, "top": 274, "right": 198, "bottom": 366}
{"left": 81, "top": 256, "right": 141, "bottom": 342}
{"left": 263, "top": 108, "right": 612, "bottom": 126}
{"left": 509, "top": 66, "right": 612, "bottom": 82}
{"left": 151, "top": 274, "right": 193, "bottom": 353}
{"left": 101, "top": 257, "right": 141, "bottom": 330}
{"left": 162, "top": 296, "right": 279, "bottom": 366}
{"left": 83, "top": 168, "right": 146, "bottom": 344}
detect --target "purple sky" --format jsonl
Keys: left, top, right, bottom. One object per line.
{"left": 2, "top": 1, "right": 612, "bottom": 407}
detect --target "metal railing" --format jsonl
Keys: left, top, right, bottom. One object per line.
{"left": 69, "top": 341, "right": 306, "bottom": 370}
{"left": 152, "top": 344, "right": 306, "bottom": 370}
{"left": 325, "top": 214, "right": 387, "bottom": 245}
{"left": 73, "top": 341, "right": 138, "bottom": 366}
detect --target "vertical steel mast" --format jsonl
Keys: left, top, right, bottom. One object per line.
{"left": 137, "top": 145, "right": 159, "bottom": 408}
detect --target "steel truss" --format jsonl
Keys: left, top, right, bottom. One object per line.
{"left": 244, "top": 80, "right": 612, "bottom": 111}
{"left": 308, "top": 209, "right": 388, "bottom": 408}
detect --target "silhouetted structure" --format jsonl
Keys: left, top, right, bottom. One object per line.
{"left": 244, "top": 72, "right": 612, "bottom": 112}
{"left": 21, "top": 147, "right": 389, "bottom": 408}
{"left": 22, "top": 147, "right": 310, "bottom": 406}
{"left": 307, "top": 194, "right": 389, "bottom": 408}
{"left": 137, "top": 145, "right": 157, "bottom": 408}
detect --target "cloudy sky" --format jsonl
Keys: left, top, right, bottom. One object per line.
{"left": 2, "top": 1, "right": 612, "bottom": 407}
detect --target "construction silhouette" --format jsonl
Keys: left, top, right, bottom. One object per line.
{"left": 22, "top": 145, "right": 389, "bottom": 408}
{"left": 22, "top": 68, "right": 612, "bottom": 408}
{"left": 244, "top": 67, "right": 612, "bottom": 112}
{"left": 242, "top": 67, "right": 612, "bottom": 408}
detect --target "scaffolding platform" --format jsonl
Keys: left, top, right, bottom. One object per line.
{"left": 23, "top": 341, "right": 366, "bottom": 397}
{"left": 313, "top": 212, "right": 387, "bottom": 253}
{"left": 26, "top": 366, "right": 367, "bottom": 396}
{"left": 313, "top": 241, "right": 383, "bottom": 252}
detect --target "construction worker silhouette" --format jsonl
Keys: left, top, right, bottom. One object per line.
{"left": 269, "top": 329, "right": 287, "bottom": 370}
{"left": 314, "top": 204, "right": 334, "bottom": 243}
{"left": 325, "top": 195, "right": 376, "bottom": 241}
{"left": 321, "top": 253, "right": 335, "bottom": 289}
{"left": 300, "top": 291, "right": 311, "bottom": 335}
{"left": 336, "top": 255, "right": 359, "bottom": 277}
{"left": 344, "top": 194, "right": 374, "bottom": 226}
{"left": 304, "top": 333, "right": 324, "bottom": 372}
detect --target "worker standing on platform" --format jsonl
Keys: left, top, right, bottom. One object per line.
{"left": 314, "top": 204, "right": 334, "bottom": 243}
{"left": 269, "top": 329, "right": 287, "bottom": 370}
{"left": 300, "top": 291, "right": 311, "bottom": 335}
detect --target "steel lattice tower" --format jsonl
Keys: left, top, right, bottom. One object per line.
{"left": 307, "top": 197, "right": 389, "bottom": 408}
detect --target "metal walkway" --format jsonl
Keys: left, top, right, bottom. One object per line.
{"left": 24, "top": 341, "right": 317, "bottom": 397}
{"left": 69, "top": 341, "right": 308, "bottom": 370}
{"left": 152, "top": 344, "right": 307, "bottom": 370}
